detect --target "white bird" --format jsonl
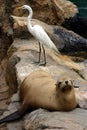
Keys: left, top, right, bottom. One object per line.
{"left": 16, "top": 5, "right": 60, "bottom": 65}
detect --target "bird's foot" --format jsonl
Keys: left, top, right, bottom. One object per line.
{"left": 32, "top": 61, "right": 47, "bottom": 66}
{"left": 39, "top": 62, "right": 47, "bottom": 66}
{"left": 34, "top": 61, "right": 40, "bottom": 64}
{"left": 32, "top": 60, "right": 40, "bottom": 65}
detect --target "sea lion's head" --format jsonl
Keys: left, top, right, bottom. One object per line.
{"left": 55, "top": 79, "right": 73, "bottom": 93}
{"left": 55, "top": 78, "right": 77, "bottom": 110}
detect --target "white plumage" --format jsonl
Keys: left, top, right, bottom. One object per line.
{"left": 17, "top": 5, "right": 59, "bottom": 65}
{"left": 28, "top": 24, "right": 58, "bottom": 52}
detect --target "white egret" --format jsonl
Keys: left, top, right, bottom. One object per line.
{"left": 16, "top": 5, "right": 60, "bottom": 65}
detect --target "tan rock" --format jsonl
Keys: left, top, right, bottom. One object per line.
{"left": 12, "top": 0, "right": 78, "bottom": 25}
{"left": 0, "top": 38, "right": 87, "bottom": 130}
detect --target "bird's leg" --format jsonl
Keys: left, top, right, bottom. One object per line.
{"left": 39, "top": 44, "right": 46, "bottom": 66}
{"left": 42, "top": 45, "right": 46, "bottom": 65}
{"left": 38, "top": 42, "right": 41, "bottom": 63}
{"left": 34, "top": 42, "right": 41, "bottom": 64}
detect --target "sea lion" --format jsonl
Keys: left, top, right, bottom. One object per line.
{"left": 0, "top": 70, "right": 77, "bottom": 124}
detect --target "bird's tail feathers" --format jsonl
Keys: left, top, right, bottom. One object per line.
{"left": 50, "top": 42, "right": 60, "bottom": 55}
{"left": 52, "top": 47, "right": 60, "bottom": 55}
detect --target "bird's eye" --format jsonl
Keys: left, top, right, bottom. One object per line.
{"left": 22, "top": 6, "right": 25, "bottom": 9}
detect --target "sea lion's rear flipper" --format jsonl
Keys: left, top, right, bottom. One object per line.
{"left": 0, "top": 104, "right": 28, "bottom": 124}
{"left": 0, "top": 110, "right": 21, "bottom": 124}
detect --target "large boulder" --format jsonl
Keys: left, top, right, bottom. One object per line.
{"left": 1, "top": 37, "right": 86, "bottom": 130}
{"left": 11, "top": 16, "right": 87, "bottom": 53}
{"left": 12, "top": 0, "right": 78, "bottom": 25}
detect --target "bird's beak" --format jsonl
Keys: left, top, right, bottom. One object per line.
{"left": 15, "top": 6, "right": 23, "bottom": 10}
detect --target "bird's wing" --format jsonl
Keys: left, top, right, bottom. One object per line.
{"left": 31, "top": 25, "right": 48, "bottom": 41}
{"left": 31, "top": 25, "right": 58, "bottom": 52}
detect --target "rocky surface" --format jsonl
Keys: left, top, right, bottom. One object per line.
{"left": 62, "top": 14, "right": 87, "bottom": 39}
{"left": 0, "top": 19, "right": 87, "bottom": 130}
{"left": 24, "top": 108, "right": 87, "bottom": 130}
{"left": 0, "top": 37, "right": 86, "bottom": 130}
{"left": 0, "top": 0, "right": 87, "bottom": 130}
{"left": 0, "top": 59, "right": 10, "bottom": 130}
{"left": 0, "top": 0, "right": 13, "bottom": 61}
{"left": 0, "top": 59, "right": 9, "bottom": 110}
{"left": 12, "top": 16, "right": 87, "bottom": 54}
{"left": 12, "top": 0, "right": 78, "bottom": 25}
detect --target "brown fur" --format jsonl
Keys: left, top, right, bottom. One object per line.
{"left": 20, "top": 70, "right": 77, "bottom": 111}
{"left": 0, "top": 70, "right": 77, "bottom": 124}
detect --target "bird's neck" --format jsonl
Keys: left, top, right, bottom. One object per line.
{"left": 27, "top": 16, "right": 32, "bottom": 31}
{"left": 26, "top": 6, "right": 33, "bottom": 32}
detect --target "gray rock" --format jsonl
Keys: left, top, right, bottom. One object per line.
{"left": 24, "top": 108, "right": 87, "bottom": 130}
{"left": 11, "top": 16, "right": 87, "bottom": 53}
{"left": 4, "top": 38, "right": 87, "bottom": 130}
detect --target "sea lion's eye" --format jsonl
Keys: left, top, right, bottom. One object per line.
{"left": 65, "top": 81, "right": 68, "bottom": 84}
{"left": 58, "top": 82, "right": 61, "bottom": 85}
{"left": 55, "top": 81, "right": 61, "bottom": 87}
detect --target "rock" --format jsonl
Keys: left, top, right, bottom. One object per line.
{"left": 0, "top": 1, "right": 13, "bottom": 60}
{"left": 4, "top": 38, "right": 87, "bottom": 130}
{"left": 12, "top": 0, "right": 78, "bottom": 25}
{"left": 0, "top": 59, "right": 9, "bottom": 111}
{"left": 0, "top": 59, "right": 10, "bottom": 130}
{"left": 11, "top": 16, "right": 87, "bottom": 53}
{"left": 0, "top": 0, "right": 78, "bottom": 61}
{"left": 75, "top": 88, "right": 87, "bottom": 109}
{"left": 24, "top": 108, "right": 87, "bottom": 130}
{"left": 62, "top": 14, "right": 87, "bottom": 38}
{"left": 6, "top": 55, "right": 20, "bottom": 95}
{"left": 0, "top": 1, "right": 86, "bottom": 130}
{"left": 7, "top": 120, "right": 23, "bottom": 130}
{"left": 7, "top": 38, "right": 86, "bottom": 83}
